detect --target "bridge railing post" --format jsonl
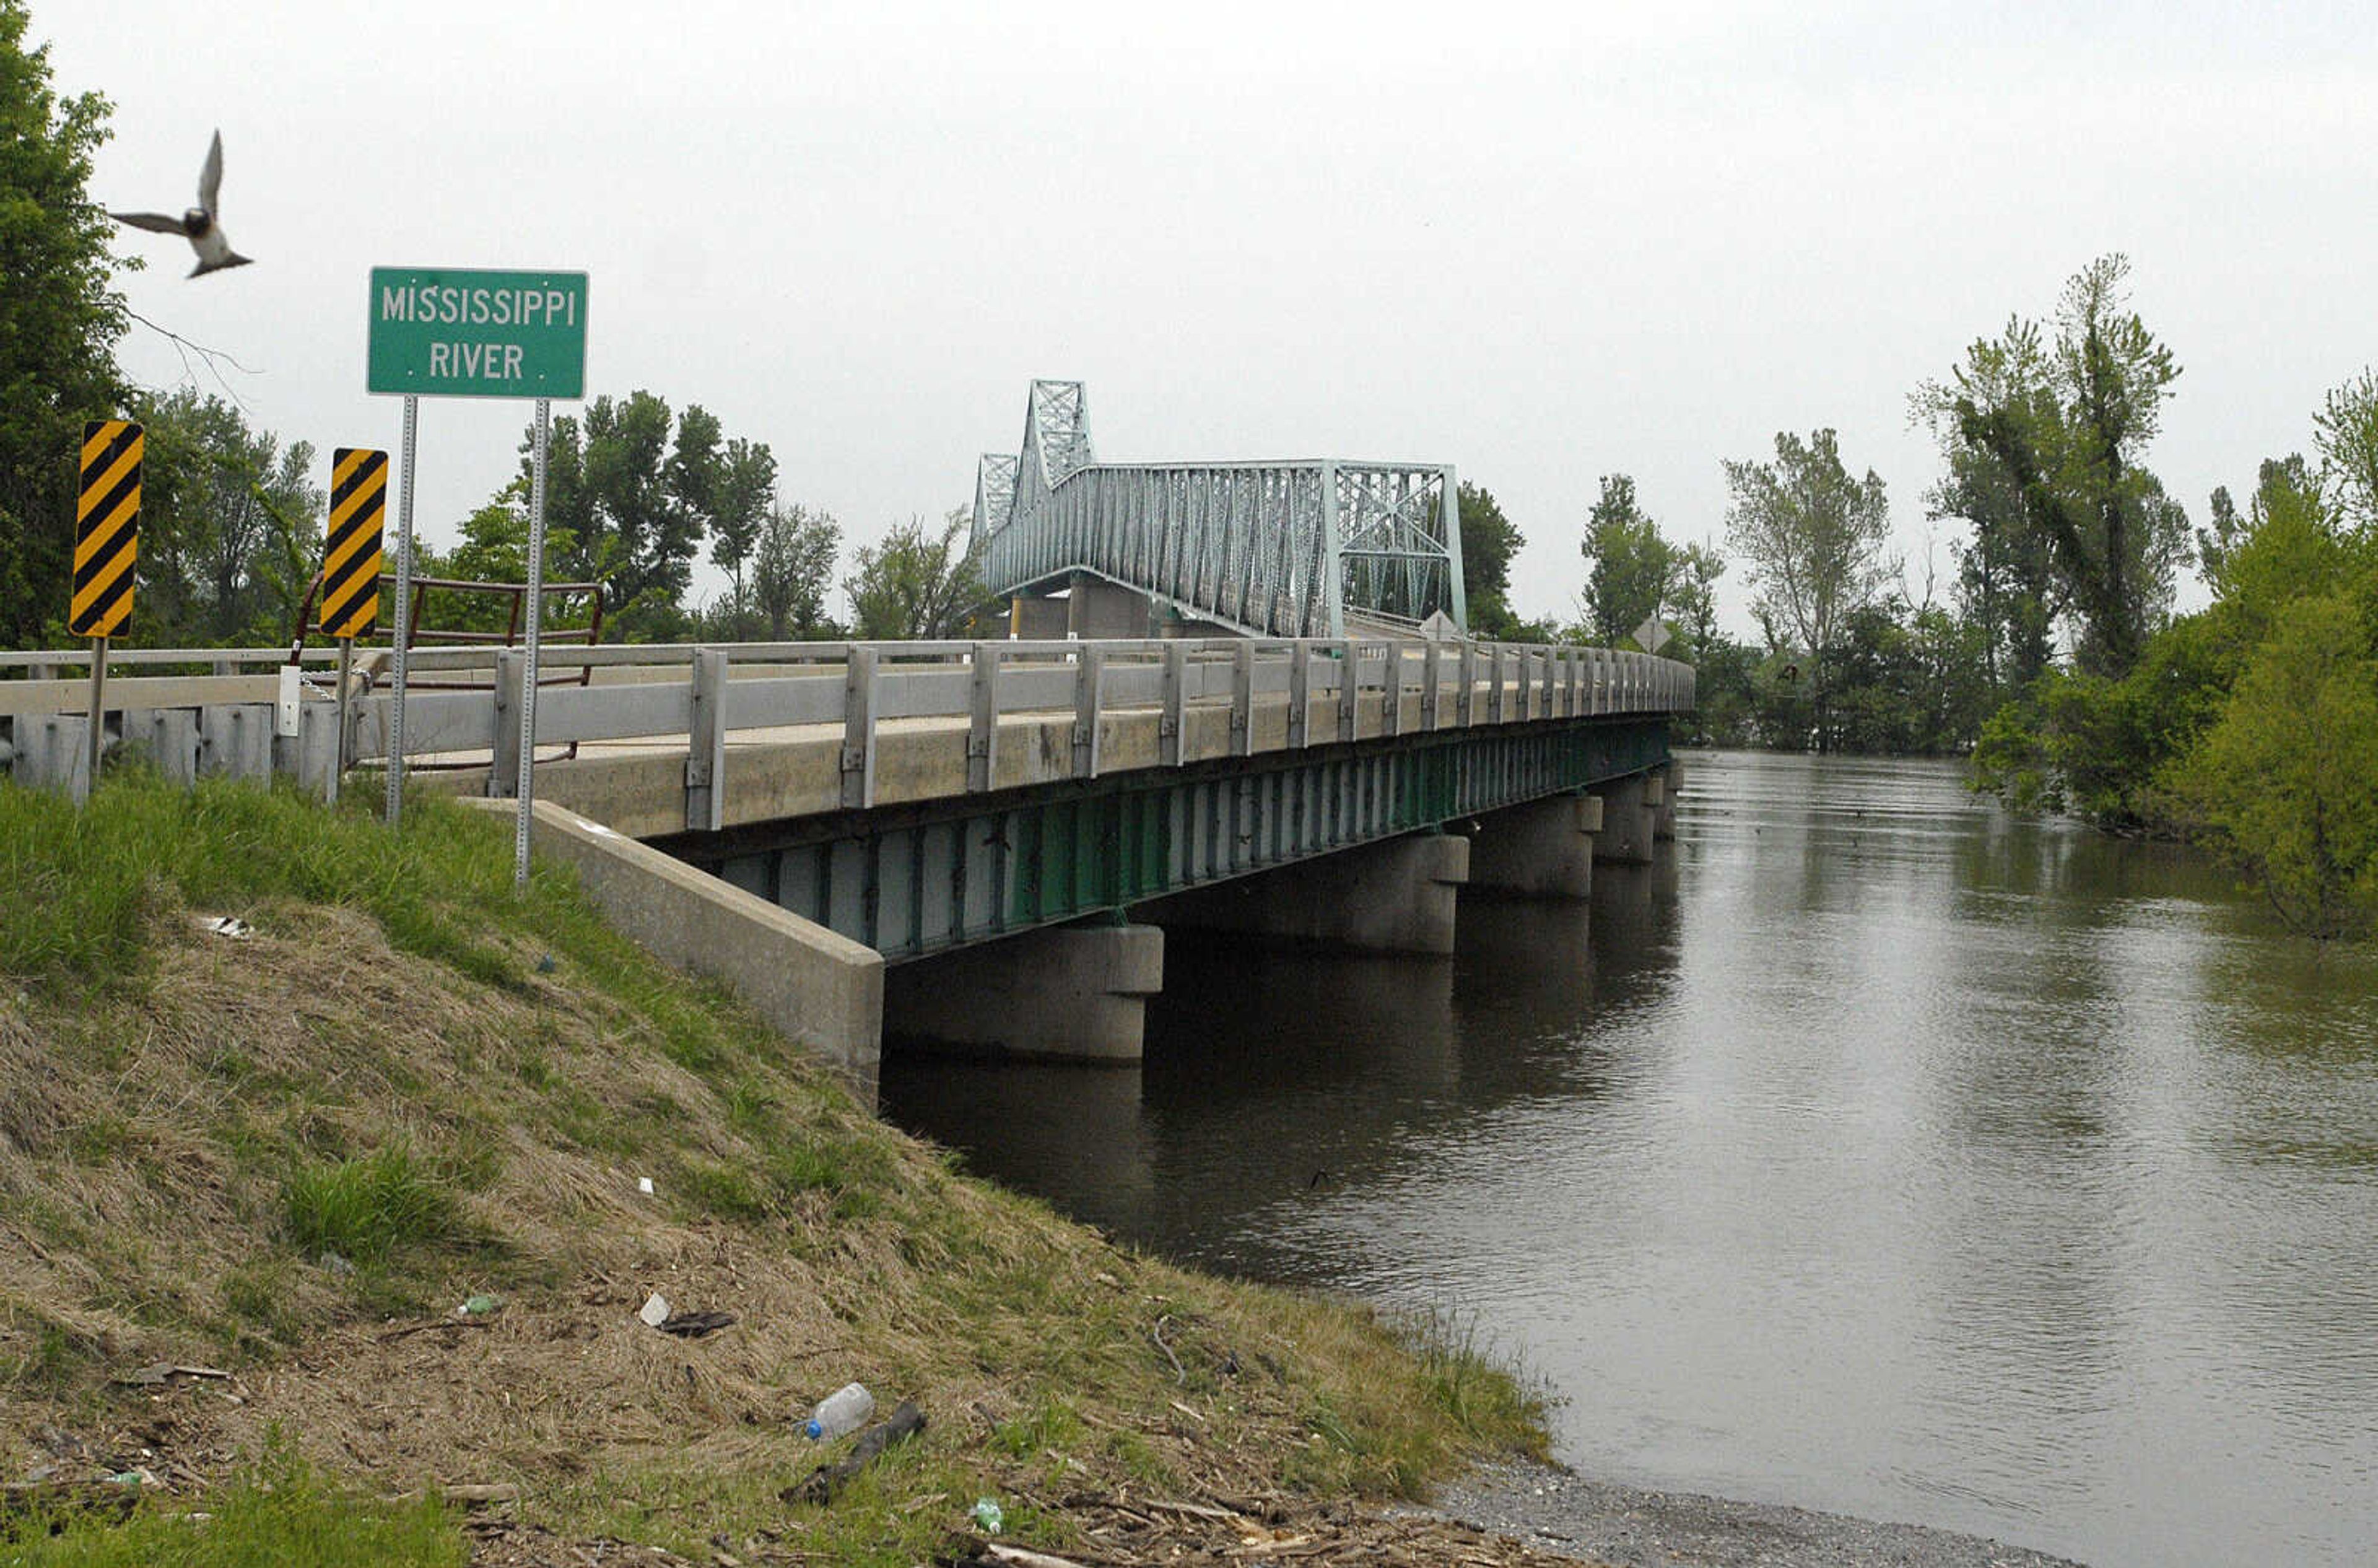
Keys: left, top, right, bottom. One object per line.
{"left": 1287, "top": 640, "right": 1310, "bottom": 749}
{"left": 967, "top": 642, "right": 1002, "bottom": 793}
{"left": 1161, "top": 642, "right": 1188, "bottom": 766}
{"left": 1380, "top": 642, "right": 1403, "bottom": 738}
{"left": 1421, "top": 642, "right": 1442, "bottom": 731}
{"left": 1457, "top": 642, "right": 1477, "bottom": 728}
{"left": 489, "top": 648, "right": 524, "bottom": 797}
{"left": 1229, "top": 642, "right": 1255, "bottom": 757}
{"left": 1517, "top": 645, "right": 1534, "bottom": 721}
{"left": 685, "top": 647, "right": 728, "bottom": 832}
{"left": 1336, "top": 639, "right": 1358, "bottom": 743}
{"left": 1072, "top": 643, "right": 1107, "bottom": 778}
{"left": 840, "top": 645, "right": 878, "bottom": 809}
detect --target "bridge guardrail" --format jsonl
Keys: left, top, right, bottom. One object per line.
{"left": 2, "top": 637, "right": 1692, "bottom": 821}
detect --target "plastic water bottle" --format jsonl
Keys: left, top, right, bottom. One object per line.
{"left": 804, "top": 1382, "right": 874, "bottom": 1440}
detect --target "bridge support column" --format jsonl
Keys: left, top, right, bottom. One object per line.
{"left": 884, "top": 921, "right": 1164, "bottom": 1063}
{"left": 1468, "top": 792, "right": 1600, "bottom": 899}
{"left": 1593, "top": 774, "right": 1657, "bottom": 865}
{"left": 1066, "top": 573, "right": 1157, "bottom": 639}
{"left": 1652, "top": 759, "right": 1683, "bottom": 841}
{"left": 1141, "top": 831, "right": 1469, "bottom": 954}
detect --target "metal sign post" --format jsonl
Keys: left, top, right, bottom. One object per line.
{"left": 513, "top": 398, "right": 551, "bottom": 890}
{"left": 72, "top": 419, "right": 143, "bottom": 798}
{"left": 386, "top": 397, "right": 419, "bottom": 827}
{"left": 365, "top": 267, "right": 586, "bottom": 848}
{"left": 323, "top": 446, "right": 388, "bottom": 810}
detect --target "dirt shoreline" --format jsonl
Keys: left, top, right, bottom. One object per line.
{"left": 1422, "top": 1458, "right": 2089, "bottom": 1568}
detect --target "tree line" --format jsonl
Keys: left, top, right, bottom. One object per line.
{"left": 8, "top": 7, "right": 2376, "bottom": 933}
{"left": 1463, "top": 253, "right": 2378, "bottom": 936}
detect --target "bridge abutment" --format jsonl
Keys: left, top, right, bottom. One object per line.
{"left": 883, "top": 921, "right": 1164, "bottom": 1064}
{"left": 1139, "top": 831, "right": 1470, "bottom": 954}
{"left": 1468, "top": 792, "right": 1601, "bottom": 899}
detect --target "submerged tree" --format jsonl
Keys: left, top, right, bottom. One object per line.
{"left": 1722, "top": 428, "right": 1893, "bottom": 749}
{"left": 1917, "top": 255, "right": 2189, "bottom": 679}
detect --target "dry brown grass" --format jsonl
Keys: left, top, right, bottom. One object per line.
{"left": 0, "top": 785, "right": 1555, "bottom": 1565}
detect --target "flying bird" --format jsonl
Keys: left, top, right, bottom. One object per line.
{"left": 110, "top": 129, "right": 252, "bottom": 277}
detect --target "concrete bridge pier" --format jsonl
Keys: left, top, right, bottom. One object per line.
{"left": 1467, "top": 792, "right": 1602, "bottom": 899}
{"left": 1652, "top": 759, "right": 1684, "bottom": 842}
{"left": 1593, "top": 773, "right": 1658, "bottom": 865}
{"left": 883, "top": 920, "right": 1164, "bottom": 1064}
{"left": 1139, "top": 830, "right": 1470, "bottom": 955}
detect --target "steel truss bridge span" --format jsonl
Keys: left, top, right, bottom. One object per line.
{"left": 973, "top": 380, "right": 1465, "bottom": 639}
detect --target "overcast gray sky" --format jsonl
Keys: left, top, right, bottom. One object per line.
{"left": 40, "top": 1, "right": 2378, "bottom": 630}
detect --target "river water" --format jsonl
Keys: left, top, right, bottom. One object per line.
{"left": 881, "top": 749, "right": 2378, "bottom": 1568}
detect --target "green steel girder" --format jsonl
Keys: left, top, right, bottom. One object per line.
{"left": 663, "top": 715, "right": 1671, "bottom": 962}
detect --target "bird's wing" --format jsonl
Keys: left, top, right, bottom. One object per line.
{"left": 110, "top": 211, "right": 185, "bottom": 233}
{"left": 199, "top": 129, "right": 224, "bottom": 214}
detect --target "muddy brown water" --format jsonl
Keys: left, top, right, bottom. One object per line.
{"left": 882, "top": 749, "right": 2378, "bottom": 1568}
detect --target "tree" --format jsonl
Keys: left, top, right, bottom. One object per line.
{"left": 707, "top": 436, "right": 778, "bottom": 609}
{"left": 2314, "top": 368, "right": 2378, "bottom": 536}
{"left": 749, "top": 502, "right": 842, "bottom": 640}
{"left": 1579, "top": 474, "right": 1675, "bottom": 648}
{"left": 2167, "top": 593, "right": 2378, "bottom": 936}
{"left": 845, "top": 508, "right": 987, "bottom": 640}
{"left": 128, "top": 389, "right": 321, "bottom": 643}
{"left": 1668, "top": 538, "right": 1725, "bottom": 661}
{"left": 0, "top": 2, "right": 130, "bottom": 645}
{"left": 1722, "top": 428, "right": 1893, "bottom": 749}
{"left": 522, "top": 390, "right": 721, "bottom": 638}
{"left": 1456, "top": 481, "right": 1523, "bottom": 637}
{"left": 1919, "top": 255, "right": 2188, "bottom": 679}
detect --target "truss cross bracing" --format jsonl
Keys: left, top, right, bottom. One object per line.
{"left": 972, "top": 381, "right": 1466, "bottom": 640}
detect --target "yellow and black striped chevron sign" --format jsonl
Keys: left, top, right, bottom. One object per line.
{"left": 73, "top": 419, "right": 143, "bottom": 638}
{"left": 321, "top": 447, "right": 388, "bottom": 639}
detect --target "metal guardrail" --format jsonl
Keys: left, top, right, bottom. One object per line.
{"left": 347, "top": 637, "right": 1694, "bottom": 830}
{"left": 1, "top": 637, "right": 1694, "bottom": 824}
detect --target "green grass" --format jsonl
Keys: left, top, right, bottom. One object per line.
{"left": 282, "top": 1145, "right": 466, "bottom": 1261}
{"left": 0, "top": 1453, "right": 465, "bottom": 1568}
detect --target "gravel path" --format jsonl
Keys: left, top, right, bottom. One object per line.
{"left": 1421, "top": 1460, "right": 2089, "bottom": 1568}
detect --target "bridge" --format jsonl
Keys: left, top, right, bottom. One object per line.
{"left": 0, "top": 383, "right": 1690, "bottom": 1102}
{"left": 2, "top": 635, "right": 1691, "bottom": 1100}
{"left": 973, "top": 381, "right": 1466, "bottom": 640}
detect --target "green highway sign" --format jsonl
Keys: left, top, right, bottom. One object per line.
{"left": 367, "top": 267, "right": 588, "bottom": 399}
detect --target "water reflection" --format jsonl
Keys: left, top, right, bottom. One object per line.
{"left": 882, "top": 751, "right": 2378, "bottom": 1568}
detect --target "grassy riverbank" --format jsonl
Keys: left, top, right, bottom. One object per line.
{"left": 0, "top": 772, "right": 1556, "bottom": 1566}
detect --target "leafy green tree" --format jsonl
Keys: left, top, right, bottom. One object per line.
{"left": 2166, "top": 593, "right": 2378, "bottom": 936}
{"left": 128, "top": 389, "right": 320, "bottom": 644}
{"left": 0, "top": 2, "right": 129, "bottom": 645}
{"left": 1668, "top": 539, "right": 1725, "bottom": 660}
{"left": 1722, "top": 428, "right": 1893, "bottom": 749}
{"left": 2200, "top": 457, "right": 2323, "bottom": 603}
{"left": 845, "top": 508, "right": 988, "bottom": 640}
{"left": 2313, "top": 368, "right": 2378, "bottom": 536}
{"left": 749, "top": 502, "right": 842, "bottom": 640}
{"left": 1456, "top": 481, "right": 1523, "bottom": 637}
{"left": 1920, "top": 255, "right": 2188, "bottom": 679}
{"left": 1580, "top": 474, "right": 1675, "bottom": 647}
{"left": 706, "top": 436, "right": 778, "bottom": 612}
{"left": 522, "top": 391, "right": 732, "bottom": 638}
